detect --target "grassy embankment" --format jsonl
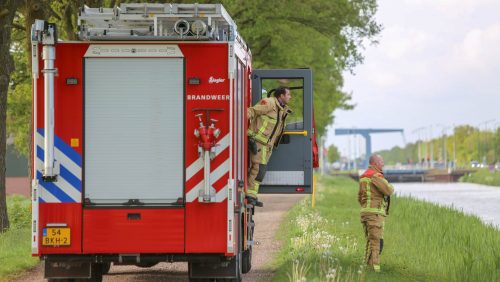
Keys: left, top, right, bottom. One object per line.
{"left": 0, "top": 196, "right": 38, "bottom": 280}
{"left": 460, "top": 169, "right": 500, "bottom": 187}
{"left": 270, "top": 176, "right": 500, "bottom": 281}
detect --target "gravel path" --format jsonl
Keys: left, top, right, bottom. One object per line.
{"left": 11, "top": 194, "right": 304, "bottom": 282}
{"left": 395, "top": 182, "right": 500, "bottom": 228}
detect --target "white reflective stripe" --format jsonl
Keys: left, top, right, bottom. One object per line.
{"left": 186, "top": 158, "right": 203, "bottom": 182}
{"left": 51, "top": 175, "right": 81, "bottom": 202}
{"left": 39, "top": 186, "right": 61, "bottom": 203}
{"left": 185, "top": 159, "right": 230, "bottom": 202}
{"left": 35, "top": 159, "right": 81, "bottom": 203}
{"left": 215, "top": 185, "right": 227, "bottom": 202}
{"left": 36, "top": 133, "right": 82, "bottom": 179}
{"left": 186, "top": 134, "right": 230, "bottom": 181}
{"left": 186, "top": 181, "right": 202, "bottom": 202}
{"left": 210, "top": 159, "right": 230, "bottom": 186}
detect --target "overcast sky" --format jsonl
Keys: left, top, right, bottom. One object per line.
{"left": 325, "top": 0, "right": 500, "bottom": 158}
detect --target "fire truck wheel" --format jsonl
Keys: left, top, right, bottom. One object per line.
{"left": 241, "top": 247, "right": 252, "bottom": 274}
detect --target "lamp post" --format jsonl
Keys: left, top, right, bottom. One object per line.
{"left": 412, "top": 127, "right": 425, "bottom": 168}
{"left": 477, "top": 119, "right": 495, "bottom": 166}
{"left": 453, "top": 124, "right": 457, "bottom": 169}
{"left": 435, "top": 124, "right": 450, "bottom": 169}
{"left": 428, "top": 125, "right": 434, "bottom": 168}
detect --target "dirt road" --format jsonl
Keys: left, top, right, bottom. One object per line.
{"left": 12, "top": 194, "right": 304, "bottom": 282}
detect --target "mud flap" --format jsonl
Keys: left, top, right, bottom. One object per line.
{"left": 188, "top": 254, "right": 242, "bottom": 280}
{"left": 44, "top": 260, "right": 92, "bottom": 279}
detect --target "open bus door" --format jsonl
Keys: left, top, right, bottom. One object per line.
{"left": 251, "top": 69, "right": 315, "bottom": 194}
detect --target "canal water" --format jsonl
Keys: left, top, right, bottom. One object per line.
{"left": 394, "top": 182, "right": 500, "bottom": 229}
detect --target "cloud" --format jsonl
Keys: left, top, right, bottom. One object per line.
{"left": 448, "top": 24, "right": 500, "bottom": 71}
{"left": 380, "top": 26, "right": 431, "bottom": 60}
{"left": 333, "top": 0, "right": 500, "bottom": 154}
{"left": 368, "top": 71, "right": 401, "bottom": 87}
{"left": 404, "top": 0, "right": 499, "bottom": 18}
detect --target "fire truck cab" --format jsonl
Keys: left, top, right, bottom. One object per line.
{"left": 30, "top": 3, "right": 316, "bottom": 281}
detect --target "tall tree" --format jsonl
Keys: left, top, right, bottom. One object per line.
{"left": 0, "top": 0, "right": 21, "bottom": 233}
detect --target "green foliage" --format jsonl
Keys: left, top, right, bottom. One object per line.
{"left": 327, "top": 144, "right": 341, "bottom": 163}
{"left": 6, "top": 0, "right": 380, "bottom": 156}
{"left": 272, "top": 176, "right": 500, "bottom": 281}
{"left": 220, "top": 0, "right": 380, "bottom": 135}
{"left": 7, "top": 82, "right": 31, "bottom": 157}
{"left": 377, "top": 125, "right": 500, "bottom": 167}
{"left": 7, "top": 8, "right": 31, "bottom": 156}
{"left": 0, "top": 196, "right": 38, "bottom": 279}
{"left": 6, "top": 195, "right": 31, "bottom": 229}
{"left": 460, "top": 169, "right": 500, "bottom": 187}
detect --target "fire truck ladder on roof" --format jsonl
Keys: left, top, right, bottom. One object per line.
{"left": 77, "top": 3, "right": 241, "bottom": 42}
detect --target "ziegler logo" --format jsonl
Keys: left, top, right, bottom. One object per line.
{"left": 208, "top": 76, "right": 225, "bottom": 84}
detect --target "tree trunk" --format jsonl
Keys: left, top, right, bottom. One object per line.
{"left": 0, "top": 0, "right": 21, "bottom": 233}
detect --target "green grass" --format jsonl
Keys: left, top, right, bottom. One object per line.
{"left": 0, "top": 196, "right": 39, "bottom": 280}
{"left": 270, "top": 176, "right": 500, "bottom": 281}
{"left": 460, "top": 169, "right": 500, "bottom": 187}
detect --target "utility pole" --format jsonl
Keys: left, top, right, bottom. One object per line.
{"left": 429, "top": 125, "right": 434, "bottom": 169}
{"left": 443, "top": 127, "right": 450, "bottom": 169}
{"left": 478, "top": 119, "right": 495, "bottom": 165}
{"left": 495, "top": 122, "right": 500, "bottom": 163}
{"left": 435, "top": 124, "right": 450, "bottom": 169}
{"left": 413, "top": 127, "right": 425, "bottom": 168}
{"left": 453, "top": 124, "right": 457, "bottom": 169}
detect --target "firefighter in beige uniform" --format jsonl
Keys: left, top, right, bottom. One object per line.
{"left": 246, "top": 87, "right": 292, "bottom": 205}
{"left": 358, "top": 154, "right": 394, "bottom": 272}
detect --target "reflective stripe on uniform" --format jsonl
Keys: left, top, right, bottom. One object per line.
{"left": 360, "top": 177, "right": 386, "bottom": 215}
{"left": 361, "top": 177, "right": 372, "bottom": 211}
{"left": 249, "top": 116, "right": 277, "bottom": 145}
{"left": 248, "top": 128, "right": 268, "bottom": 144}
{"left": 361, "top": 207, "right": 386, "bottom": 214}
{"left": 261, "top": 115, "right": 277, "bottom": 124}
{"left": 258, "top": 118, "right": 269, "bottom": 136}
{"left": 261, "top": 146, "right": 268, "bottom": 165}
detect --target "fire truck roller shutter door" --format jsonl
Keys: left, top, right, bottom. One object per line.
{"left": 84, "top": 58, "right": 184, "bottom": 205}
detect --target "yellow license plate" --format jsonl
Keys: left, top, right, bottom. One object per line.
{"left": 42, "top": 227, "right": 71, "bottom": 246}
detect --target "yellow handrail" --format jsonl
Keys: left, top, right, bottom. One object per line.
{"left": 284, "top": 130, "right": 308, "bottom": 136}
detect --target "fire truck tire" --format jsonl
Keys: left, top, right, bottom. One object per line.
{"left": 241, "top": 247, "right": 252, "bottom": 273}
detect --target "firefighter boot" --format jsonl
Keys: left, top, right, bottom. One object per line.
{"left": 246, "top": 195, "right": 263, "bottom": 207}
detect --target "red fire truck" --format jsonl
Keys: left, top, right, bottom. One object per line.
{"left": 30, "top": 3, "right": 317, "bottom": 281}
